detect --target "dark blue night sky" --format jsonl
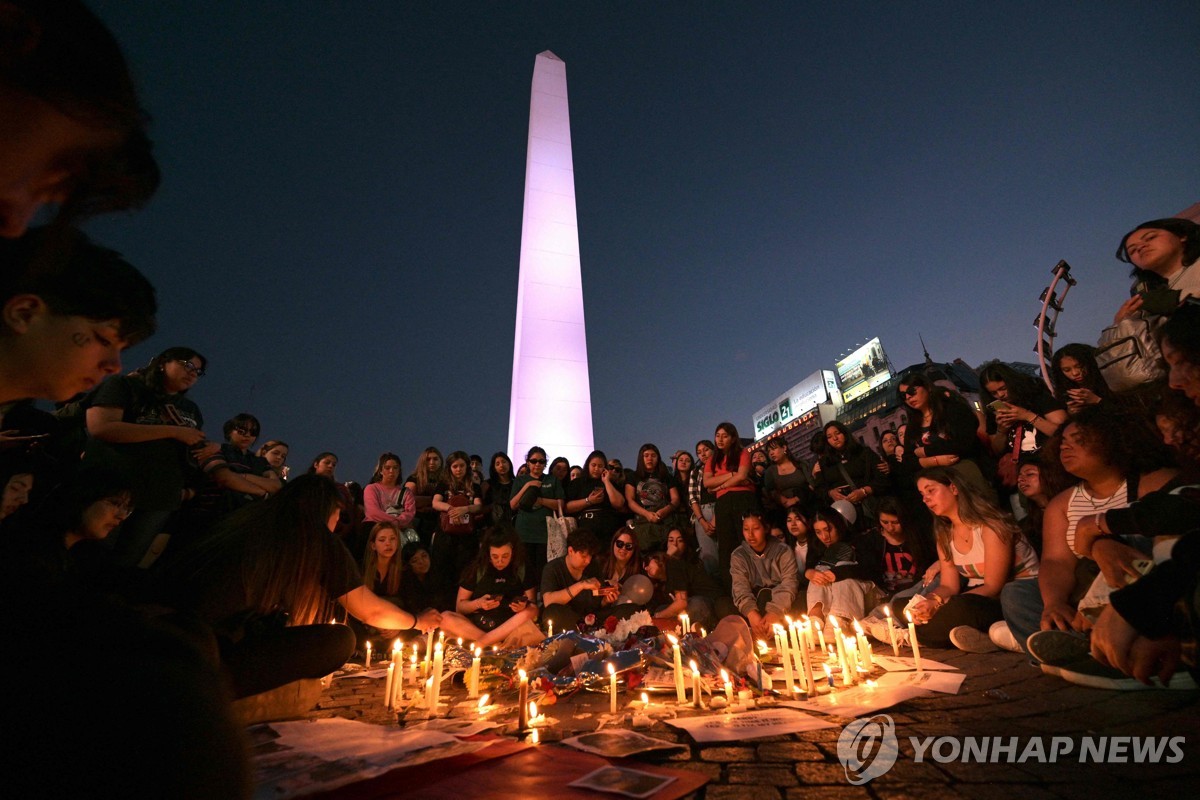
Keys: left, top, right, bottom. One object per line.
{"left": 82, "top": 1, "right": 1199, "bottom": 480}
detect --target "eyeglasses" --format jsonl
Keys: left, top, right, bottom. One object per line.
{"left": 528, "top": 458, "right": 547, "bottom": 465}
{"left": 613, "top": 540, "right": 635, "bottom": 551}
{"left": 179, "top": 359, "right": 206, "bottom": 377}
{"left": 233, "top": 427, "right": 258, "bottom": 437}
{"left": 104, "top": 497, "right": 135, "bottom": 518}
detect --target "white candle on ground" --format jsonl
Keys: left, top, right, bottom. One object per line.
{"left": 468, "top": 646, "right": 481, "bottom": 698}
{"left": 608, "top": 663, "right": 618, "bottom": 714}
{"left": 429, "top": 642, "right": 444, "bottom": 714}
{"left": 884, "top": 606, "right": 899, "bottom": 657}
{"left": 364, "top": 641, "right": 372, "bottom": 668}
{"left": 721, "top": 669, "right": 734, "bottom": 705}
{"left": 906, "top": 610, "right": 923, "bottom": 672}
{"left": 690, "top": 660, "right": 701, "bottom": 708}
{"left": 774, "top": 626, "right": 794, "bottom": 695}
{"left": 853, "top": 620, "right": 872, "bottom": 670}
{"left": 517, "top": 669, "right": 529, "bottom": 730}
{"left": 384, "top": 662, "right": 395, "bottom": 710}
{"left": 669, "top": 634, "right": 686, "bottom": 704}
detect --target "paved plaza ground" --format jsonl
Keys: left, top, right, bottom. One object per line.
{"left": 299, "top": 643, "right": 1200, "bottom": 799}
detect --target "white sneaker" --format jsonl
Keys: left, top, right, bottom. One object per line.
{"left": 949, "top": 625, "right": 999, "bottom": 654}
{"left": 988, "top": 621, "right": 1023, "bottom": 653}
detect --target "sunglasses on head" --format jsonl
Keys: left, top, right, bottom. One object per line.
{"left": 614, "top": 540, "right": 635, "bottom": 551}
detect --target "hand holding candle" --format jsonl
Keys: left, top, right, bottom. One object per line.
{"left": 905, "top": 610, "right": 923, "bottom": 672}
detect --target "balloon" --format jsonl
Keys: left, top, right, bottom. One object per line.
{"left": 831, "top": 499, "right": 857, "bottom": 526}
{"left": 616, "top": 574, "right": 654, "bottom": 606}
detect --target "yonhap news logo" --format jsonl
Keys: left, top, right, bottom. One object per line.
{"left": 837, "top": 715, "right": 899, "bottom": 785}
{"left": 837, "top": 715, "right": 1186, "bottom": 784}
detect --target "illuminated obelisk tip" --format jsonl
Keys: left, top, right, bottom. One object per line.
{"left": 507, "top": 51, "right": 594, "bottom": 466}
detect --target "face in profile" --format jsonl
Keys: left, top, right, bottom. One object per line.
{"left": 1, "top": 473, "right": 34, "bottom": 519}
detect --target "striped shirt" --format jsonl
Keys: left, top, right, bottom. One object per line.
{"left": 1065, "top": 482, "right": 1129, "bottom": 558}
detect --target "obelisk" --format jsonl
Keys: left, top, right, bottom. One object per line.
{"left": 507, "top": 51, "right": 594, "bottom": 467}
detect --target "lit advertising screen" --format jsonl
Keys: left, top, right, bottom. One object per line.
{"left": 835, "top": 338, "right": 891, "bottom": 403}
{"left": 752, "top": 371, "right": 832, "bottom": 441}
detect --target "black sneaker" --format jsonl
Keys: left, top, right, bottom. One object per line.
{"left": 1025, "top": 629, "right": 1088, "bottom": 670}
{"left": 1054, "top": 658, "right": 1198, "bottom": 691}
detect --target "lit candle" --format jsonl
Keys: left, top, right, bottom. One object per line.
{"left": 832, "top": 619, "right": 849, "bottom": 683}
{"left": 477, "top": 693, "right": 491, "bottom": 716}
{"left": 409, "top": 653, "right": 417, "bottom": 687}
{"left": 787, "top": 619, "right": 805, "bottom": 692}
{"left": 884, "top": 606, "right": 899, "bottom": 657}
{"left": 756, "top": 639, "right": 770, "bottom": 656}
{"left": 517, "top": 669, "right": 529, "bottom": 730}
{"left": 640, "top": 691, "right": 650, "bottom": 710}
{"left": 905, "top": 610, "right": 923, "bottom": 673}
{"left": 424, "top": 628, "right": 434, "bottom": 670}
{"left": 816, "top": 621, "right": 827, "bottom": 652}
{"left": 429, "top": 642, "right": 444, "bottom": 714}
{"left": 823, "top": 663, "right": 834, "bottom": 688}
{"left": 391, "top": 641, "right": 403, "bottom": 703}
{"left": 774, "top": 626, "right": 794, "bottom": 695}
{"left": 679, "top": 612, "right": 690, "bottom": 636}
{"left": 456, "top": 637, "right": 462, "bottom": 648}
{"left": 608, "top": 662, "right": 617, "bottom": 714}
{"left": 468, "top": 646, "right": 481, "bottom": 698}
{"left": 721, "top": 668, "right": 734, "bottom": 705}
{"left": 842, "top": 635, "right": 856, "bottom": 685}
{"left": 800, "top": 625, "right": 816, "bottom": 695}
{"left": 364, "top": 641, "right": 372, "bottom": 668}
{"left": 669, "top": 634, "right": 686, "bottom": 704}
{"left": 547, "top": 619, "right": 553, "bottom": 638}
{"left": 529, "top": 701, "right": 540, "bottom": 726}
{"left": 690, "top": 660, "right": 701, "bottom": 708}
{"left": 699, "top": 626, "right": 707, "bottom": 639}
{"left": 853, "top": 620, "right": 872, "bottom": 670}
{"left": 423, "top": 676, "right": 434, "bottom": 711}
{"left": 384, "top": 662, "right": 395, "bottom": 710}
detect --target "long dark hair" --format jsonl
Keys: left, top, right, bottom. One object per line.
{"left": 1116, "top": 218, "right": 1200, "bottom": 285}
{"left": 362, "top": 521, "right": 402, "bottom": 596}
{"left": 134, "top": 347, "right": 206, "bottom": 396}
{"left": 897, "top": 373, "right": 969, "bottom": 451}
{"left": 601, "top": 528, "right": 642, "bottom": 584}
{"left": 464, "top": 526, "right": 525, "bottom": 588}
{"left": 488, "top": 451, "right": 514, "bottom": 485}
{"left": 633, "top": 443, "right": 670, "bottom": 483}
{"left": 821, "top": 421, "right": 864, "bottom": 460}
{"left": 172, "top": 474, "right": 346, "bottom": 625}
{"left": 1050, "top": 343, "right": 1111, "bottom": 405}
{"left": 978, "top": 361, "right": 1047, "bottom": 433}
{"left": 712, "top": 422, "right": 744, "bottom": 473}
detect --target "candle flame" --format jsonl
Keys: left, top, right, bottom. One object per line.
{"left": 720, "top": 668, "right": 729, "bottom": 682}
{"left": 640, "top": 692, "right": 649, "bottom": 705}
{"left": 607, "top": 662, "right": 615, "bottom": 676}
{"left": 823, "top": 664, "right": 832, "bottom": 676}
{"left": 392, "top": 639, "right": 401, "bottom": 653}
{"left": 668, "top": 634, "right": 679, "bottom": 646}
{"left": 853, "top": 620, "right": 864, "bottom": 635}
{"left": 905, "top": 609, "right": 914, "bottom": 623}
{"left": 457, "top": 637, "right": 463, "bottom": 646}
{"left": 884, "top": 605, "right": 893, "bottom": 618}
{"left": 518, "top": 668, "right": 527, "bottom": 680}
{"left": 529, "top": 701, "right": 537, "bottom": 718}
{"left": 689, "top": 659, "right": 698, "bottom": 671}
{"left": 478, "top": 694, "right": 490, "bottom": 709}
{"left": 530, "top": 729, "right": 540, "bottom": 745}
{"left": 830, "top": 617, "right": 841, "bottom": 631}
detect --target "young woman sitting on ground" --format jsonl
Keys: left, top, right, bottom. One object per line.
{"left": 803, "top": 508, "right": 875, "bottom": 634}
{"left": 448, "top": 527, "right": 539, "bottom": 647}
{"left": 902, "top": 468, "right": 1039, "bottom": 653}
{"left": 157, "top": 474, "right": 439, "bottom": 699}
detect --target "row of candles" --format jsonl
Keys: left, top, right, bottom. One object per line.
{"left": 376, "top": 630, "right": 488, "bottom": 713}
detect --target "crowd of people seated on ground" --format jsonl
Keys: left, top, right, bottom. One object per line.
{"left": 1, "top": 2, "right": 1197, "bottom": 796}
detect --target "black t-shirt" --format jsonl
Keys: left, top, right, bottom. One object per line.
{"left": 460, "top": 562, "right": 535, "bottom": 602}
{"left": 399, "top": 573, "right": 438, "bottom": 613}
{"left": 85, "top": 375, "right": 205, "bottom": 511}
{"left": 880, "top": 539, "right": 919, "bottom": 594}
{"left": 539, "top": 556, "right": 603, "bottom": 615}
{"left": 568, "top": 476, "right": 625, "bottom": 535}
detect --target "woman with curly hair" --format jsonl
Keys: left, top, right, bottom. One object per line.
{"left": 1050, "top": 344, "right": 1113, "bottom": 416}
{"left": 1000, "top": 405, "right": 1177, "bottom": 654}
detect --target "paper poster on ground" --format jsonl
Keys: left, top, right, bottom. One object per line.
{"left": 665, "top": 709, "right": 835, "bottom": 742}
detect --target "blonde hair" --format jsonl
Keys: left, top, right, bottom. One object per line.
{"left": 918, "top": 467, "right": 1021, "bottom": 557}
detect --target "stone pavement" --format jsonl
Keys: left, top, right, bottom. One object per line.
{"left": 302, "top": 645, "right": 1200, "bottom": 799}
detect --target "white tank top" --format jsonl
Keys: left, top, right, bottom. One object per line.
{"left": 1065, "top": 481, "right": 1129, "bottom": 559}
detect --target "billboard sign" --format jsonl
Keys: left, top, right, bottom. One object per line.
{"left": 752, "top": 371, "right": 834, "bottom": 440}
{"left": 836, "top": 338, "right": 892, "bottom": 403}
